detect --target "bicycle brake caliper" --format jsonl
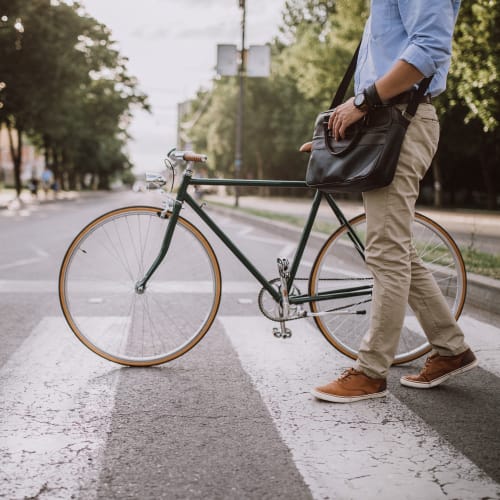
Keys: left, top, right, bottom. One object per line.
{"left": 272, "top": 258, "right": 292, "bottom": 339}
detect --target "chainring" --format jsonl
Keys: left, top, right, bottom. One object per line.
{"left": 258, "top": 278, "right": 302, "bottom": 322}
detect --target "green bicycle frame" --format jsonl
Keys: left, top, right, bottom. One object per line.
{"left": 136, "top": 168, "right": 371, "bottom": 306}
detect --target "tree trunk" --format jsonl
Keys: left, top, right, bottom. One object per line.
{"left": 43, "top": 135, "right": 51, "bottom": 168}
{"left": 431, "top": 158, "right": 442, "bottom": 208}
{"left": 7, "top": 124, "right": 23, "bottom": 197}
{"left": 480, "top": 137, "right": 497, "bottom": 210}
{"left": 52, "top": 147, "right": 64, "bottom": 191}
{"left": 97, "top": 173, "right": 110, "bottom": 190}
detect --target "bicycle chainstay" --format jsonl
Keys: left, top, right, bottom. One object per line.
{"left": 257, "top": 276, "right": 372, "bottom": 322}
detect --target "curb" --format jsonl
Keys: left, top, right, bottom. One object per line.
{"left": 208, "top": 203, "right": 500, "bottom": 316}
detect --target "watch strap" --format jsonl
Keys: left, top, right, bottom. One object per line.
{"left": 364, "top": 83, "right": 382, "bottom": 107}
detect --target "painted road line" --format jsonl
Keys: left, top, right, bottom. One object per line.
{"left": 458, "top": 315, "right": 500, "bottom": 378}
{"left": 220, "top": 315, "right": 500, "bottom": 500}
{"left": 221, "top": 216, "right": 297, "bottom": 258}
{"left": 301, "top": 259, "right": 367, "bottom": 278}
{"left": 0, "top": 280, "right": 58, "bottom": 293}
{"left": 0, "top": 280, "right": 261, "bottom": 294}
{"left": 0, "top": 317, "right": 120, "bottom": 500}
{"left": 0, "top": 247, "right": 49, "bottom": 270}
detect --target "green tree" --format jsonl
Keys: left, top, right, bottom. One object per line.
{"left": 0, "top": 0, "right": 148, "bottom": 195}
{"left": 278, "top": 0, "right": 337, "bottom": 44}
{"left": 276, "top": 0, "right": 366, "bottom": 108}
{"left": 436, "top": 0, "right": 500, "bottom": 209}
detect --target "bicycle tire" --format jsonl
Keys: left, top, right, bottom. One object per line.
{"left": 309, "top": 212, "right": 467, "bottom": 364}
{"left": 59, "top": 206, "right": 222, "bottom": 366}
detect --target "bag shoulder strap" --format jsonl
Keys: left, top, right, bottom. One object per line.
{"left": 328, "top": 40, "right": 433, "bottom": 117}
{"left": 329, "top": 43, "right": 361, "bottom": 109}
{"left": 403, "top": 75, "right": 433, "bottom": 119}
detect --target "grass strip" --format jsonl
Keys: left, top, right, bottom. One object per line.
{"left": 210, "top": 200, "right": 500, "bottom": 280}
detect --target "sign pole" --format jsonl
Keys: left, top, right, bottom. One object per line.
{"left": 234, "top": 0, "right": 246, "bottom": 207}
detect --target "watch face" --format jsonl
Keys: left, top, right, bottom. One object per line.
{"left": 354, "top": 93, "right": 365, "bottom": 108}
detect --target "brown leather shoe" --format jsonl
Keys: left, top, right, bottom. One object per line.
{"left": 400, "top": 348, "right": 478, "bottom": 389}
{"left": 311, "top": 368, "right": 387, "bottom": 403}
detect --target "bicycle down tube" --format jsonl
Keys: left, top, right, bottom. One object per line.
{"left": 137, "top": 168, "right": 373, "bottom": 305}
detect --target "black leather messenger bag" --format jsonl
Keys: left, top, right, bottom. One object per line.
{"left": 305, "top": 44, "right": 432, "bottom": 193}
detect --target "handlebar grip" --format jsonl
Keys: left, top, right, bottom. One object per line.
{"left": 183, "top": 151, "right": 208, "bottom": 163}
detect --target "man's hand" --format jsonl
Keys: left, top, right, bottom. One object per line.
{"left": 328, "top": 97, "right": 366, "bottom": 140}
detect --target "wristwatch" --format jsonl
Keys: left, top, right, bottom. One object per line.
{"left": 354, "top": 83, "right": 383, "bottom": 112}
{"left": 354, "top": 91, "right": 369, "bottom": 112}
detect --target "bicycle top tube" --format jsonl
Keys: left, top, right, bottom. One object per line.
{"left": 190, "top": 177, "right": 310, "bottom": 188}
{"left": 164, "top": 148, "right": 311, "bottom": 189}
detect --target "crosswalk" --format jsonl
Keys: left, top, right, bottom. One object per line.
{"left": 221, "top": 314, "right": 500, "bottom": 500}
{"left": 0, "top": 310, "right": 499, "bottom": 499}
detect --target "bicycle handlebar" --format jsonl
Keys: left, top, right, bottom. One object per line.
{"left": 170, "top": 150, "right": 208, "bottom": 163}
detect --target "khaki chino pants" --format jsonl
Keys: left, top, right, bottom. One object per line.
{"left": 354, "top": 104, "right": 468, "bottom": 379}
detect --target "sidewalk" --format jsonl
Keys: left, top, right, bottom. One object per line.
{"left": 207, "top": 194, "right": 500, "bottom": 254}
{"left": 205, "top": 194, "right": 500, "bottom": 315}
{"left": 0, "top": 189, "right": 81, "bottom": 210}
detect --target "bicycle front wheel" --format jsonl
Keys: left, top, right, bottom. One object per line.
{"left": 309, "top": 212, "right": 467, "bottom": 364}
{"left": 59, "top": 206, "right": 222, "bottom": 366}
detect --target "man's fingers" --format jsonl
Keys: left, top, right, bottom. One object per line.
{"left": 339, "top": 122, "right": 346, "bottom": 140}
{"left": 328, "top": 111, "right": 337, "bottom": 131}
{"left": 334, "top": 115, "right": 342, "bottom": 141}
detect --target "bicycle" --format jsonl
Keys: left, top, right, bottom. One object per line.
{"left": 59, "top": 149, "right": 467, "bottom": 367}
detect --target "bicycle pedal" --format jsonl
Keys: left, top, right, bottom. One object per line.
{"left": 272, "top": 327, "right": 292, "bottom": 339}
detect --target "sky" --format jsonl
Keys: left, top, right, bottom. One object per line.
{"left": 80, "top": 0, "right": 287, "bottom": 172}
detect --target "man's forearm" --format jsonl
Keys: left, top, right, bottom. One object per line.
{"left": 374, "top": 60, "right": 426, "bottom": 102}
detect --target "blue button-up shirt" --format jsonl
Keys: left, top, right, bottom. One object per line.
{"left": 355, "top": 0, "right": 461, "bottom": 97}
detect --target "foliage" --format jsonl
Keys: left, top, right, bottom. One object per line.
{"left": 448, "top": 0, "right": 500, "bottom": 132}
{"left": 276, "top": 0, "right": 366, "bottom": 107}
{"left": 186, "top": 0, "right": 499, "bottom": 209}
{"left": 0, "top": 0, "right": 149, "bottom": 194}
{"left": 433, "top": 0, "right": 500, "bottom": 209}
{"left": 278, "top": 0, "right": 337, "bottom": 44}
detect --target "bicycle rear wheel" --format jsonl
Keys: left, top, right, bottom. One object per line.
{"left": 309, "top": 212, "right": 466, "bottom": 364}
{"left": 59, "top": 206, "right": 222, "bottom": 366}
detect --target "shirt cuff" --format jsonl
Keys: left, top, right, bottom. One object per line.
{"left": 399, "top": 43, "right": 437, "bottom": 78}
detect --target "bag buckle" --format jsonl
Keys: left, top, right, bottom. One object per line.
{"left": 401, "top": 109, "right": 414, "bottom": 122}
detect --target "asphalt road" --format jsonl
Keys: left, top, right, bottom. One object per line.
{"left": 1, "top": 190, "right": 499, "bottom": 500}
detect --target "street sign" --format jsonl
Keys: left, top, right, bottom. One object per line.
{"left": 247, "top": 45, "right": 271, "bottom": 78}
{"left": 216, "top": 44, "right": 238, "bottom": 77}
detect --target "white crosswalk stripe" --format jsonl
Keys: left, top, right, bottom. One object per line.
{"left": 457, "top": 315, "right": 500, "bottom": 378}
{"left": 0, "top": 318, "right": 119, "bottom": 500}
{"left": 220, "top": 314, "right": 500, "bottom": 500}
{"left": 0, "top": 280, "right": 261, "bottom": 294}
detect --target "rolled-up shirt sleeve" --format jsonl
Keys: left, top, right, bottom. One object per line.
{"left": 397, "top": 0, "right": 458, "bottom": 77}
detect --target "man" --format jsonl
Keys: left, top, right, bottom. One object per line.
{"left": 312, "top": 0, "right": 478, "bottom": 403}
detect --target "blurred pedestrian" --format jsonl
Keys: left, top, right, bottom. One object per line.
{"left": 312, "top": 0, "right": 477, "bottom": 403}
{"left": 27, "top": 176, "right": 39, "bottom": 199}
{"left": 41, "top": 167, "right": 54, "bottom": 197}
